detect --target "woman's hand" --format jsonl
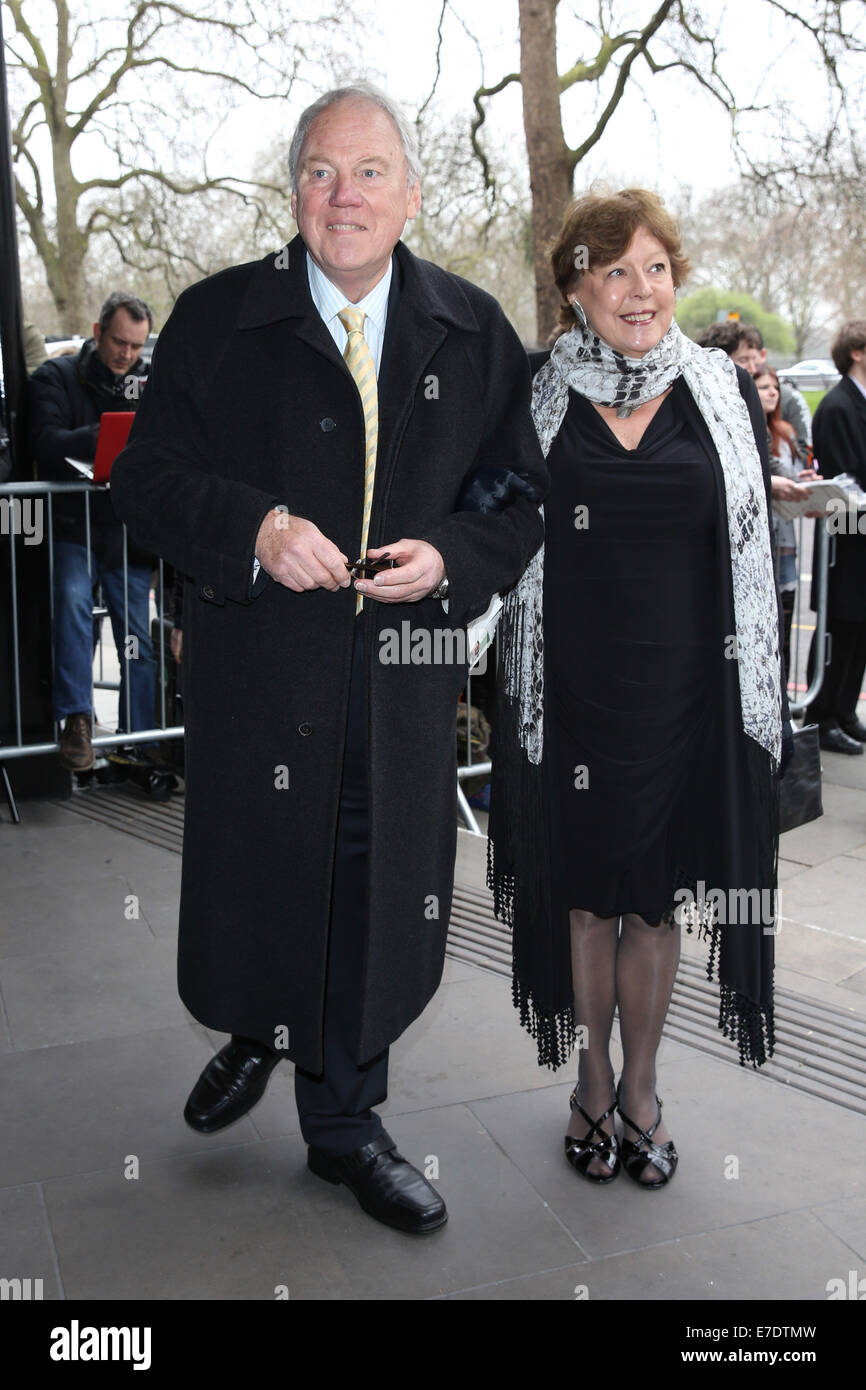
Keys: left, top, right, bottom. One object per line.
{"left": 771, "top": 475, "right": 810, "bottom": 501}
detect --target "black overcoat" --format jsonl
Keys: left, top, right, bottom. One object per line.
{"left": 110, "top": 235, "right": 547, "bottom": 1071}
{"left": 812, "top": 375, "right": 866, "bottom": 622}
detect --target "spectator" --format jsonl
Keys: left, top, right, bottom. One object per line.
{"left": 742, "top": 325, "right": 812, "bottom": 459}
{"left": 29, "top": 291, "right": 157, "bottom": 771}
{"left": 805, "top": 320, "right": 866, "bottom": 753}
{"left": 754, "top": 364, "right": 816, "bottom": 679}
{"left": 694, "top": 320, "right": 751, "bottom": 359}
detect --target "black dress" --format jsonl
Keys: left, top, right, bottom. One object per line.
{"left": 542, "top": 378, "right": 765, "bottom": 926}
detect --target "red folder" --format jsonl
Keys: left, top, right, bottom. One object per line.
{"left": 94, "top": 412, "right": 135, "bottom": 483}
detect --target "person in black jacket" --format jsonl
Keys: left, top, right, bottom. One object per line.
{"left": 29, "top": 292, "right": 156, "bottom": 770}
{"left": 805, "top": 320, "right": 866, "bottom": 753}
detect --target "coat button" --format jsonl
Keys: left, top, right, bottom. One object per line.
{"left": 319, "top": 417, "right": 336, "bottom": 432}
{"left": 297, "top": 721, "right": 313, "bottom": 736}
{"left": 201, "top": 584, "right": 215, "bottom": 599}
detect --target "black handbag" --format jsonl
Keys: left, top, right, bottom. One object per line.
{"left": 779, "top": 723, "right": 823, "bottom": 833}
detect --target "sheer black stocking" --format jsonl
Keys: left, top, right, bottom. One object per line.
{"left": 566, "top": 908, "right": 619, "bottom": 1177}
{"left": 615, "top": 911, "right": 681, "bottom": 1183}
{"left": 567, "top": 908, "right": 681, "bottom": 1182}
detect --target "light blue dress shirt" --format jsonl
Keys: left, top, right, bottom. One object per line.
{"left": 252, "top": 253, "right": 393, "bottom": 583}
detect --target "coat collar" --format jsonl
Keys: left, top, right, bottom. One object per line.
{"left": 841, "top": 373, "right": 866, "bottom": 426}
{"left": 235, "top": 234, "right": 480, "bottom": 334}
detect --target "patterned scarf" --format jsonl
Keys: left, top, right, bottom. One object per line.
{"left": 501, "top": 317, "right": 782, "bottom": 766}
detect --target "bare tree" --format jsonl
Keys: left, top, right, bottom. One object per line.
{"left": 458, "top": 0, "right": 866, "bottom": 342}
{"left": 6, "top": 0, "right": 350, "bottom": 332}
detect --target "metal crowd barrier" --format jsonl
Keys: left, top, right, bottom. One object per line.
{"left": 1, "top": 480, "right": 833, "bottom": 833}
{"left": 782, "top": 512, "right": 830, "bottom": 718}
{"left": 1, "top": 480, "right": 181, "bottom": 822}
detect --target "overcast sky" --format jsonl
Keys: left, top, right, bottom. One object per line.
{"left": 213, "top": 0, "right": 860, "bottom": 208}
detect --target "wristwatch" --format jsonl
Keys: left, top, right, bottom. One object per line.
{"left": 430, "top": 574, "right": 449, "bottom": 600}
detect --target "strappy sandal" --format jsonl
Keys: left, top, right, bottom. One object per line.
{"left": 616, "top": 1085, "right": 678, "bottom": 1189}
{"left": 564, "top": 1089, "right": 621, "bottom": 1184}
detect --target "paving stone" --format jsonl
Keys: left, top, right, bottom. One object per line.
{"left": 42, "top": 1106, "right": 579, "bottom": 1300}
{"left": 0, "top": 1184, "right": 63, "bottom": 1301}
{"left": 442, "top": 1209, "right": 857, "bottom": 1301}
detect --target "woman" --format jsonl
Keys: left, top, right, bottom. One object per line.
{"left": 755, "top": 364, "right": 818, "bottom": 679}
{"left": 488, "top": 189, "right": 790, "bottom": 1188}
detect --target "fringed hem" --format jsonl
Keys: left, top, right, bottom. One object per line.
{"left": 719, "top": 982, "right": 775, "bottom": 1069}
{"left": 511, "top": 976, "right": 577, "bottom": 1072}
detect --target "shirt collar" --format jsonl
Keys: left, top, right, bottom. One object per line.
{"left": 848, "top": 371, "right": 866, "bottom": 403}
{"left": 306, "top": 252, "right": 392, "bottom": 335}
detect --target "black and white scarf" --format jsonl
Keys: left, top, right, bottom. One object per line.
{"left": 501, "top": 317, "right": 783, "bottom": 767}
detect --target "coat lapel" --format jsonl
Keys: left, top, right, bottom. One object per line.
{"left": 235, "top": 234, "right": 346, "bottom": 375}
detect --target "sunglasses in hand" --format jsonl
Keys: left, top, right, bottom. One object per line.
{"left": 348, "top": 553, "right": 398, "bottom": 580}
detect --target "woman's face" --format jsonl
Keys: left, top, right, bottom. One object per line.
{"left": 755, "top": 374, "right": 779, "bottom": 415}
{"left": 572, "top": 226, "right": 676, "bottom": 358}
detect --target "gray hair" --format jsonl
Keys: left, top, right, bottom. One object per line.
{"left": 98, "top": 291, "right": 154, "bottom": 334}
{"left": 288, "top": 81, "right": 421, "bottom": 193}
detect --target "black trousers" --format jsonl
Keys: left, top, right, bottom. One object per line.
{"left": 292, "top": 622, "right": 389, "bottom": 1155}
{"left": 806, "top": 619, "right": 866, "bottom": 725}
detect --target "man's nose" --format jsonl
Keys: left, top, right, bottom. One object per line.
{"left": 330, "top": 172, "right": 363, "bottom": 205}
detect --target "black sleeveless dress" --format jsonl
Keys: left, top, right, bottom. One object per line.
{"left": 542, "top": 378, "right": 759, "bottom": 924}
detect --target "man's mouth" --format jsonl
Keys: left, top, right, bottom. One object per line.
{"left": 327, "top": 223, "right": 366, "bottom": 231}
{"left": 621, "top": 311, "right": 655, "bottom": 325}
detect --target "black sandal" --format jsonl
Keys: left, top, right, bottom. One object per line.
{"left": 616, "top": 1085, "right": 678, "bottom": 1189}
{"left": 564, "top": 1089, "right": 621, "bottom": 1184}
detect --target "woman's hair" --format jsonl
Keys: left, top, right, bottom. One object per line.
{"left": 549, "top": 187, "right": 691, "bottom": 340}
{"left": 830, "top": 320, "right": 866, "bottom": 375}
{"left": 754, "top": 365, "right": 796, "bottom": 460}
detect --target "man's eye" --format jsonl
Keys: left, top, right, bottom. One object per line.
{"left": 362, "top": 169, "right": 378, "bottom": 178}
{"left": 607, "top": 268, "right": 624, "bottom": 277}
{"left": 311, "top": 169, "right": 329, "bottom": 179}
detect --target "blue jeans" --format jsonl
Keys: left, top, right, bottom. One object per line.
{"left": 53, "top": 539, "right": 156, "bottom": 733}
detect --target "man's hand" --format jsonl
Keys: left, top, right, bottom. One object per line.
{"left": 255, "top": 509, "right": 352, "bottom": 592}
{"left": 356, "top": 540, "right": 445, "bottom": 603}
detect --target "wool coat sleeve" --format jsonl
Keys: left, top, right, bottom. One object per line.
{"left": 417, "top": 304, "right": 547, "bottom": 631}
{"left": 110, "top": 284, "right": 281, "bottom": 606}
{"left": 812, "top": 387, "right": 866, "bottom": 489}
{"left": 28, "top": 359, "right": 100, "bottom": 475}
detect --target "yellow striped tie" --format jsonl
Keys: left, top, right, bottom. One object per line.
{"left": 338, "top": 306, "right": 378, "bottom": 613}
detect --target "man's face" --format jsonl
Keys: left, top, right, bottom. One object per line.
{"left": 292, "top": 98, "right": 421, "bottom": 302}
{"left": 731, "top": 341, "right": 758, "bottom": 374}
{"left": 93, "top": 307, "right": 149, "bottom": 375}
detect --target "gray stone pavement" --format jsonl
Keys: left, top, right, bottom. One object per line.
{"left": 1, "top": 743, "right": 865, "bottom": 1303}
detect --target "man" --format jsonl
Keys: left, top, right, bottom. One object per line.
{"left": 694, "top": 320, "right": 750, "bottom": 359}
{"left": 110, "top": 83, "right": 546, "bottom": 1235}
{"left": 804, "top": 321, "right": 866, "bottom": 753}
{"left": 741, "top": 324, "right": 813, "bottom": 459}
{"left": 29, "top": 292, "right": 156, "bottom": 770}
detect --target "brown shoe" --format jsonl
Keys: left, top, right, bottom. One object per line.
{"left": 59, "top": 712, "right": 94, "bottom": 771}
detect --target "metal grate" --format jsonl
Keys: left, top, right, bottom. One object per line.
{"left": 57, "top": 786, "right": 866, "bottom": 1116}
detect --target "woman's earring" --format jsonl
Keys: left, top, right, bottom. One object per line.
{"left": 570, "top": 298, "right": 589, "bottom": 331}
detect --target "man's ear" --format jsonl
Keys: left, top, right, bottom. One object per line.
{"left": 406, "top": 181, "right": 421, "bottom": 221}
{"left": 92, "top": 321, "right": 101, "bottom": 342}
{"left": 291, "top": 191, "right": 297, "bottom": 223}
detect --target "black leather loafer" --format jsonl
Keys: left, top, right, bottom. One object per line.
{"left": 840, "top": 717, "right": 866, "bottom": 743}
{"left": 184, "top": 1037, "right": 280, "bottom": 1133}
{"left": 307, "top": 1133, "right": 448, "bottom": 1234}
{"left": 819, "top": 723, "right": 863, "bottom": 755}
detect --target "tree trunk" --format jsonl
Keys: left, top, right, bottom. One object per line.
{"left": 518, "top": 0, "right": 575, "bottom": 345}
